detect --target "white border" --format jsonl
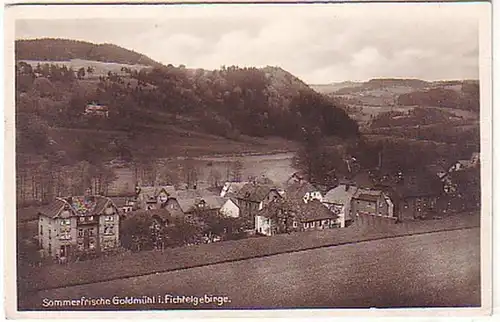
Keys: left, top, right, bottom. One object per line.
{"left": 3, "top": 1, "right": 494, "bottom": 320}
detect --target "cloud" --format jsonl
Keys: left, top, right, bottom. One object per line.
{"left": 14, "top": 3, "right": 484, "bottom": 83}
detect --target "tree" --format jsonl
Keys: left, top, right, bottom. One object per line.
{"left": 207, "top": 168, "right": 222, "bottom": 188}
{"left": 120, "top": 212, "right": 154, "bottom": 252}
{"left": 229, "top": 160, "right": 243, "bottom": 182}
{"left": 182, "top": 158, "right": 199, "bottom": 189}
{"left": 77, "top": 67, "right": 86, "bottom": 80}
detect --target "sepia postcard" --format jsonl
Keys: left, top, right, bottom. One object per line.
{"left": 3, "top": 0, "right": 493, "bottom": 319}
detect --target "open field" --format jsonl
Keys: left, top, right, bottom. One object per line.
{"left": 20, "top": 227, "right": 480, "bottom": 309}
{"left": 17, "top": 212, "right": 479, "bottom": 295}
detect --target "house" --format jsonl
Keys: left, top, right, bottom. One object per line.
{"left": 220, "top": 181, "right": 249, "bottom": 198}
{"left": 322, "top": 183, "right": 359, "bottom": 227}
{"left": 284, "top": 181, "right": 323, "bottom": 203}
{"left": 286, "top": 171, "right": 307, "bottom": 185}
{"left": 350, "top": 188, "right": 395, "bottom": 219}
{"left": 219, "top": 198, "right": 240, "bottom": 218}
{"left": 393, "top": 173, "right": 443, "bottom": 221}
{"left": 109, "top": 196, "right": 136, "bottom": 214}
{"left": 177, "top": 196, "right": 227, "bottom": 218}
{"left": 235, "top": 183, "right": 282, "bottom": 225}
{"left": 255, "top": 199, "right": 337, "bottom": 236}
{"left": 37, "top": 195, "right": 120, "bottom": 259}
{"left": 84, "top": 103, "right": 109, "bottom": 118}
{"left": 299, "top": 200, "right": 339, "bottom": 231}
{"left": 136, "top": 185, "right": 176, "bottom": 210}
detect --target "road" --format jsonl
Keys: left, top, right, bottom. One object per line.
{"left": 20, "top": 227, "right": 480, "bottom": 310}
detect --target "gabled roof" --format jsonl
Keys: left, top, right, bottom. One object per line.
{"left": 298, "top": 200, "right": 337, "bottom": 222}
{"left": 236, "top": 183, "right": 277, "bottom": 203}
{"left": 38, "top": 195, "right": 116, "bottom": 218}
{"left": 220, "top": 181, "right": 249, "bottom": 197}
{"left": 285, "top": 181, "right": 319, "bottom": 201}
{"left": 258, "top": 199, "right": 337, "bottom": 223}
{"left": 140, "top": 185, "right": 177, "bottom": 199}
{"left": 352, "top": 188, "right": 383, "bottom": 202}
{"left": 177, "top": 196, "right": 227, "bottom": 213}
{"left": 323, "top": 184, "right": 358, "bottom": 205}
{"left": 109, "top": 196, "right": 132, "bottom": 208}
{"left": 392, "top": 172, "right": 443, "bottom": 199}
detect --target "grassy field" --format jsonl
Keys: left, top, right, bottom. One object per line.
{"left": 18, "top": 212, "right": 479, "bottom": 294}
{"left": 20, "top": 227, "right": 480, "bottom": 309}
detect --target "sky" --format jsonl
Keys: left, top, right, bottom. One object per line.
{"left": 13, "top": 2, "right": 485, "bottom": 84}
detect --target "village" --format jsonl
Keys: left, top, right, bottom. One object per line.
{"left": 33, "top": 149, "right": 480, "bottom": 264}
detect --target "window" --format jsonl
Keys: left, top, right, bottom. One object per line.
{"left": 310, "top": 222, "right": 315, "bottom": 228}
{"left": 48, "top": 244, "right": 52, "bottom": 255}
{"left": 60, "top": 219, "right": 70, "bottom": 226}
{"left": 40, "top": 226, "right": 43, "bottom": 235}
{"left": 80, "top": 217, "right": 85, "bottom": 222}
{"left": 293, "top": 221, "right": 297, "bottom": 228}
{"left": 78, "top": 229, "right": 83, "bottom": 238}
{"left": 304, "top": 223, "right": 308, "bottom": 229}
{"left": 104, "top": 225, "right": 115, "bottom": 235}
{"left": 89, "top": 228, "right": 95, "bottom": 237}
{"left": 48, "top": 230, "right": 51, "bottom": 240}
{"left": 89, "top": 216, "right": 94, "bottom": 221}
{"left": 77, "top": 241, "right": 84, "bottom": 251}
{"left": 105, "top": 216, "right": 114, "bottom": 222}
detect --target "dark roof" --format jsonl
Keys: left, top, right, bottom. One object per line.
{"left": 356, "top": 193, "right": 380, "bottom": 202}
{"left": 38, "top": 199, "right": 66, "bottom": 218}
{"left": 38, "top": 195, "right": 115, "bottom": 218}
{"left": 394, "top": 172, "right": 443, "bottom": 198}
{"left": 285, "top": 181, "right": 318, "bottom": 201}
{"left": 109, "top": 196, "right": 131, "bottom": 208}
{"left": 352, "top": 171, "right": 375, "bottom": 189}
{"left": 236, "top": 183, "right": 276, "bottom": 203}
{"left": 298, "top": 200, "right": 337, "bottom": 222}
{"left": 176, "top": 196, "right": 227, "bottom": 213}
{"left": 258, "top": 199, "right": 336, "bottom": 223}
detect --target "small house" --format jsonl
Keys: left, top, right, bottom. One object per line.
{"left": 350, "top": 188, "right": 395, "bottom": 219}
{"left": 322, "top": 183, "right": 359, "bottom": 227}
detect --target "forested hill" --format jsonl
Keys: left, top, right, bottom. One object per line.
{"left": 16, "top": 38, "right": 163, "bottom": 67}
{"left": 15, "top": 38, "right": 360, "bottom": 170}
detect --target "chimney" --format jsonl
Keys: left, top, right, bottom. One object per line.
{"left": 345, "top": 184, "right": 350, "bottom": 192}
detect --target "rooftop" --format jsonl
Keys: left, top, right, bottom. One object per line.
{"left": 38, "top": 195, "right": 115, "bottom": 218}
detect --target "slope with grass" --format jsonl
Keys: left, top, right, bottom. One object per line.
{"left": 20, "top": 224, "right": 480, "bottom": 309}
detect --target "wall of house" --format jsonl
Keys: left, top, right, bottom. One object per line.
{"left": 39, "top": 215, "right": 55, "bottom": 258}
{"left": 399, "top": 196, "right": 438, "bottom": 221}
{"left": 351, "top": 195, "right": 392, "bottom": 217}
{"left": 164, "top": 199, "right": 184, "bottom": 217}
{"left": 98, "top": 208, "right": 120, "bottom": 251}
{"left": 301, "top": 218, "right": 336, "bottom": 231}
{"left": 220, "top": 200, "right": 239, "bottom": 218}
{"left": 262, "top": 190, "right": 281, "bottom": 209}
{"left": 255, "top": 215, "right": 272, "bottom": 236}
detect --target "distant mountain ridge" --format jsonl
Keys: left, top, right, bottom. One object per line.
{"left": 16, "top": 38, "right": 163, "bottom": 67}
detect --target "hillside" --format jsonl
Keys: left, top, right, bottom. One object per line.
{"left": 15, "top": 38, "right": 362, "bottom": 205}
{"left": 16, "top": 38, "right": 162, "bottom": 67}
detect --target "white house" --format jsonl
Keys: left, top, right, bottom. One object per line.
{"left": 219, "top": 198, "right": 240, "bottom": 218}
{"left": 322, "top": 184, "right": 359, "bottom": 228}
